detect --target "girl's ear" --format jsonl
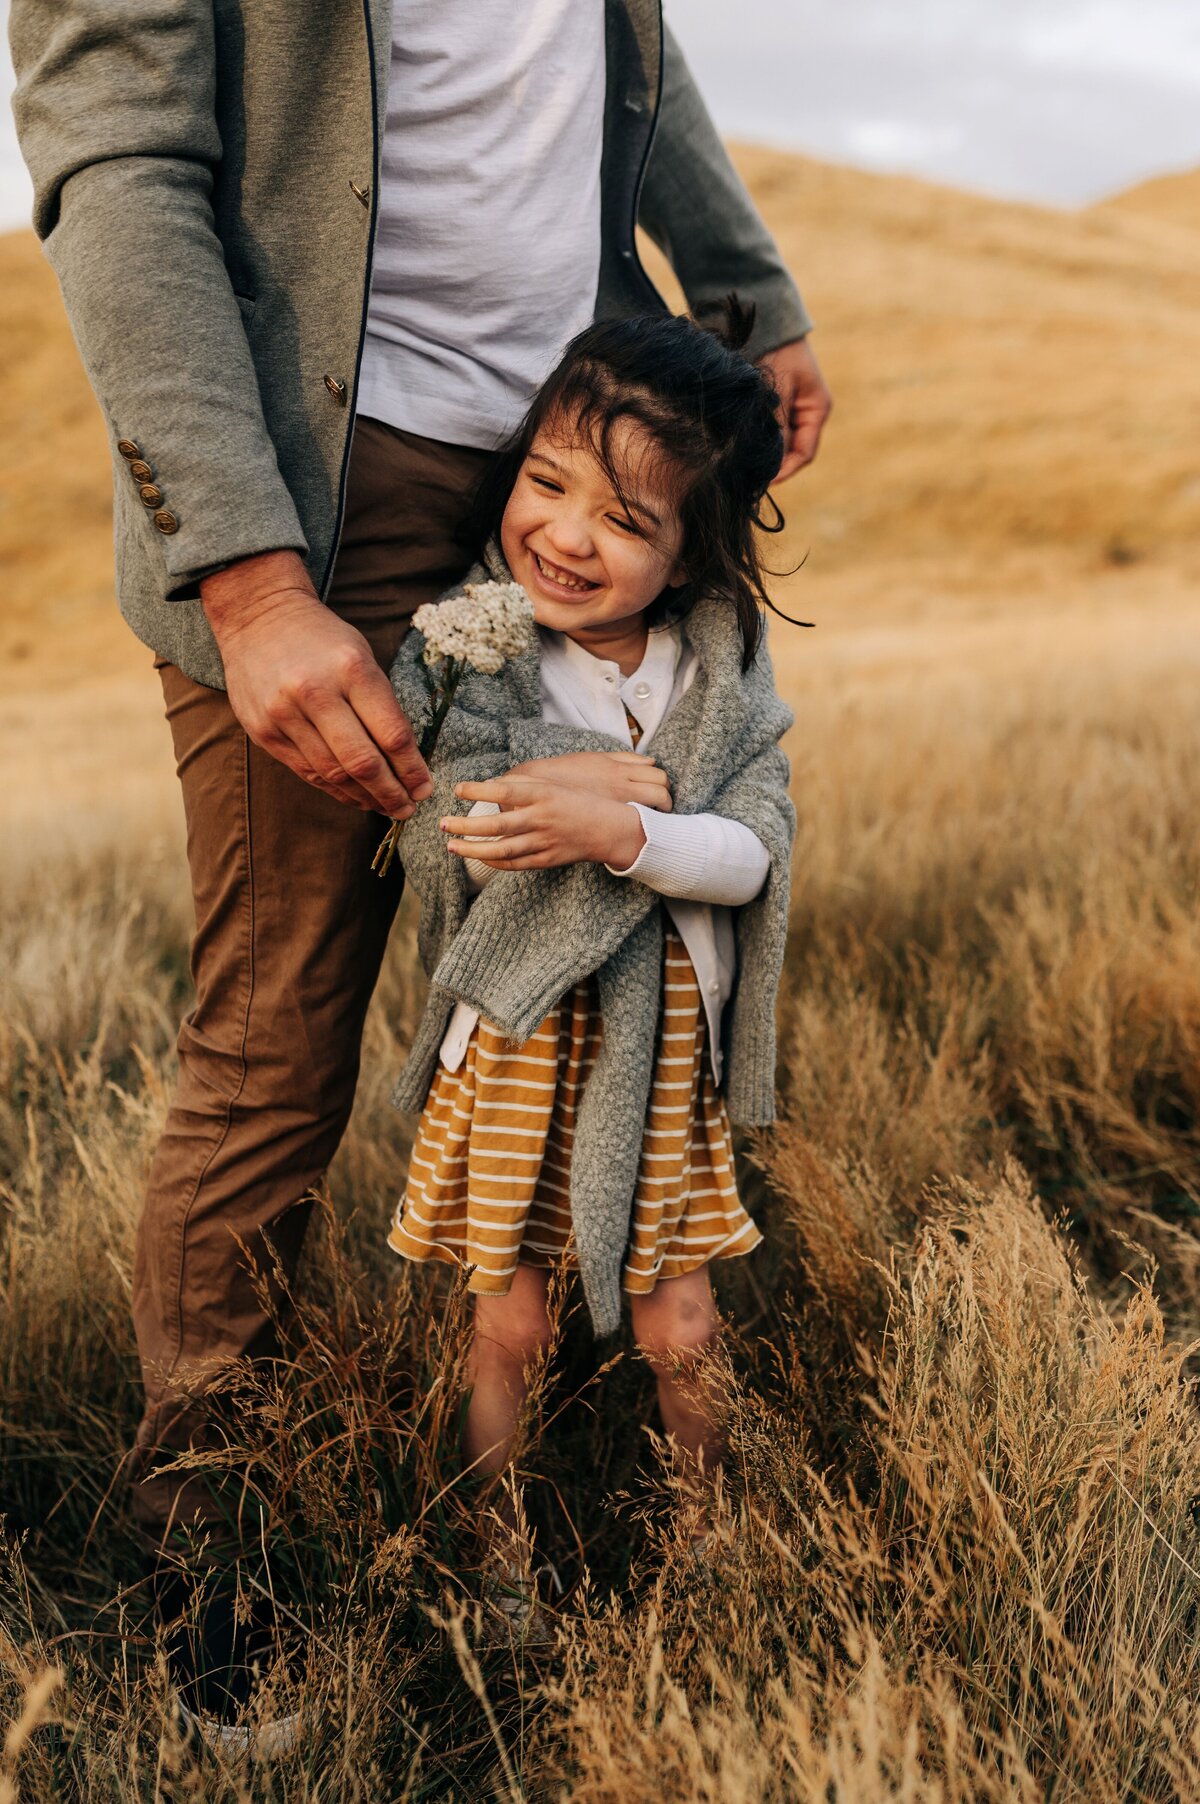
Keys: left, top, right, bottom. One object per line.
{"left": 666, "top": 555, "right": 688, "bottom": 590}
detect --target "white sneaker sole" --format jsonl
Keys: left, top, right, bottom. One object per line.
{"left": 177, "top": 1698, "right": 300, "bottom": 1761}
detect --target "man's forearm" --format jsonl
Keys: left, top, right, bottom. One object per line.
{"left": 201, "top": 550, "right": 318, "bottom": 637}
{"left": 638, "top": 25, "right": 813, "bottom": 359}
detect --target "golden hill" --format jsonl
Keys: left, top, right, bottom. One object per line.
{"left": 3, "top": 144, "right": 1200, "bottom": 703}
{"left": 1101, "top": 165, "right": 1200, "bottom": 234}
{"left": 735, "top": 149, "right": 1200, "bottom": 577}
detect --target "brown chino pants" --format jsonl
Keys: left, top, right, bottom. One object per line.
{"left": 130, "top": 418, "right": 493, "bottom": 1539}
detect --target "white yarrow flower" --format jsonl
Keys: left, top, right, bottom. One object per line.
{"left": 413, "top": 580, "right": 535, "bottom": 675}
{"left": 373, "top": 579, "right": 535, "bottom": 877}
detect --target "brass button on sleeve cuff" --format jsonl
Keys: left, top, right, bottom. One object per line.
{"left": 324, "top": 374, "right": 347, "bottom": 404}
{"left": 139, "top": 483, "right": 164, "bottom": 507}
{"left": 153, "top": 510, "right": 179, "bottom": 535}
{"left": 129, "top": 459, "right": 153, "bottom": 482}
{"left": 117, "top": 439, "right": 140, "bottom": 459}
{"left": 349, "top": 180, "right": 370, "bottom": 207}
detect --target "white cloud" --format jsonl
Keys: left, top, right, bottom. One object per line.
{"left": 844, "top": 119, "right": 964, "bottom": 171}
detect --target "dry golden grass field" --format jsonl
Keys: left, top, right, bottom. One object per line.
{"left": 2, "top": 148, "right": 1200, "bottom": 1799}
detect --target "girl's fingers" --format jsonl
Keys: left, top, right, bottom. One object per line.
{"left": 440, "top": 809, "right": 530, "bottom": 838}
{"left": 456, "top": 777, "right": 532, "bottom": 804}
{"left": 445, "top": 832, "right": 546, "bottom": 865}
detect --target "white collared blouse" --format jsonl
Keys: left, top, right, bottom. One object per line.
{"left": 438, "top": 622, "right": 771, "bottom": 1082}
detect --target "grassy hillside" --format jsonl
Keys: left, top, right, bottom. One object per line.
{"left": 1101, "top": 165, "right": 1200, "bottom": 234}
{"left": 1, "top": 152, "right": 1199, "bottom": 1798}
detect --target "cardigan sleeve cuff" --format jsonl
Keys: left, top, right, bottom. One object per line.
{"left": 605, "top": 805, "right": 770, "bottom": 906}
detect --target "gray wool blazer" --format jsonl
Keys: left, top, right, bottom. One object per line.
{"left": 9, "top": 0, "right": 812, "bottom": 690}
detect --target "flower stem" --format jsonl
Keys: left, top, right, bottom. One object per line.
{"left": 371, "top": 659, "right": 466, "bottom": 878}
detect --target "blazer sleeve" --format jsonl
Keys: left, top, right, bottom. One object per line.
{"left": 637, "top": 24, "right": 814, "bottom": 359}
{"left": 8, "top": 0, "right": 307, "bottom": 595}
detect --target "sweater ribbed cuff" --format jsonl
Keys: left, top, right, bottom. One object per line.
{"left": 605, "top": 803, "right": 709, "bottom": 894}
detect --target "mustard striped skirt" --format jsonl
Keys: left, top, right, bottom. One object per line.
{"left": 389, "top": 925, "right": 762, "bottom": 1296}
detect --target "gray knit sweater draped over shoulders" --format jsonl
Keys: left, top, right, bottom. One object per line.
{"left": 389, "top": 555, "right": 796, "bottom": 1334}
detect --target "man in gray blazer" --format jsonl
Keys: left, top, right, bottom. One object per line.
{"left": 11, "top": 0, "right": 829, "bottom": 1724}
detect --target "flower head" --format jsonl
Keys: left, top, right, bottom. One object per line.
{"left": 412, "top": 580, "right": 535, "bottom": 677}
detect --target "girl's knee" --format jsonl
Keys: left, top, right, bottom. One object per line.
{"left": 473, "top": 1266, "right": 554, "bottom": 1370}
{"left": 632, "top": 1270, "right": 720, "bottom": 1368}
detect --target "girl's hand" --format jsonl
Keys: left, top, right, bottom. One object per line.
{"left": 506, "top": 750, "right": 672, "bottom": 812}
{"left": 444, "top": 777, "right": 647, "bottom": 870}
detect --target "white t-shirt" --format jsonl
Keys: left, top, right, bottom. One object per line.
{"left": 358, "top": 1, "right": 606, "bottom": 451}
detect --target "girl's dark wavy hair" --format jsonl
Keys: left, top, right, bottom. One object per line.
{"left": 468, "top": 297, "right": 796, "bottom": 671}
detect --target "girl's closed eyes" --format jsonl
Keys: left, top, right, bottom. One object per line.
{"left": 499, "top": 424, "right": 688, "bottom": 670}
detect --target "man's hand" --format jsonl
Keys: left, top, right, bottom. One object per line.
{"left": 507, "top": 750, "right": 673, "bottom": 812}
{"left": 444, "top": 776, "right": 647, "bottom": 871}
{"left": 201, "top": 550, "right": 432, "bottom": 815}
{"left": 759, "top": 337, "right": 833, "bottom": 484}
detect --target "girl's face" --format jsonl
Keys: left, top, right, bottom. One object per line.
{"left": 500, "top": 414, "right": 687, "bottom": 649}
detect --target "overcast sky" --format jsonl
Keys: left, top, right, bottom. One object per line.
{"left": 2, "top": 0, "right": 1199, "bottom": 232}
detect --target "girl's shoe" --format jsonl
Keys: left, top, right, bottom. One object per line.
{"left": 479, "top": 1557, "right": 563, "bottom": 1651}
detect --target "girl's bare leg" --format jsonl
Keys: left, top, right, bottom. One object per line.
{"left": 464, "top": 1262, "right": 554, "bottom": 1551}
{"left": 629, "top": 1265, "right": 723, "bottom": 1482}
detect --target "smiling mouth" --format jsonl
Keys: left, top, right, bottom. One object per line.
{"left": 533, "top": 551, "right": 599, "bottom": 593}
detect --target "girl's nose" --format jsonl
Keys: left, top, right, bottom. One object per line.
{"left": 545, "top": 512, "right": 595, "bottom": 560}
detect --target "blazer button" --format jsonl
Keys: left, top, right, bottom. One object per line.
{"left": 349, "top": 179, "right": 370, "bottom": 208}
{"left": 139, "top": 483, "right": 164, "bottom": 507}
{"left": 117, "top": 439, "right": 140, "bottom": 459}
{"left": 324, "top": 374, "right": 347, "bottom": 404}
{"left": 153, "top": 510, "right": 179, "bottom": 535}
{"left": 129, "top": 459, "right": 153, "bottom": 482}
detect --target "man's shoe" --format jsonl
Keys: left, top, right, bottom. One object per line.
{"left": 153, "top": 1562, "right": 301, "bottom": 1760}
{"left": 175, "top": 1696, "right": 300, "bottom": 1762}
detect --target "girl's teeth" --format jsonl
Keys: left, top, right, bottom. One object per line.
{"left": 536, "top": 553, "right": 591, "bottom": 590}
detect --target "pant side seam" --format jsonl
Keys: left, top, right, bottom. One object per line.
{"left": 162, "top": 728, "right": 258, "bottom": 1383}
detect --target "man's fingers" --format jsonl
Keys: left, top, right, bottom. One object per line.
{"left": 758, "top": 337, "right": 832, "bottom": 484}
{"left": 774, "top": 447, "right": 806, "bottom": 485}
{"left": 247, "top": 711, "right": 380, "bottom": 810}
{"left": 347, "top": 659, "right": 433, "bottom": 801}
{"left": 311, "top": 696, "right": 418, "bottom": 816}
{"left": 264, "top": 727, "right": 380, "bottom": 812}
{"left": 788, "top": 406, "right": 825, "bottom": 469}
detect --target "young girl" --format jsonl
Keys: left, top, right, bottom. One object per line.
{"left": 386, "top": 305, "right": 796, "bottom": 1626}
